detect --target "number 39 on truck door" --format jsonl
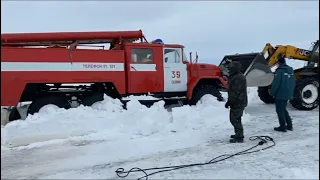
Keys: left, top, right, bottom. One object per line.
{"left": 163, "top": 47, "right": 188, "bottom": 92}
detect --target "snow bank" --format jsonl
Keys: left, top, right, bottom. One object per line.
{"left": 1, "top": 94, "right": 251, "bottom": 148}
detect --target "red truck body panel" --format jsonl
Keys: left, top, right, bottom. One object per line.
{"left": 1, "top": 30, "right": 226, "bottom": 107}
{"left": 124, "top": 43, "right": 165, "bottom": 94}
{"left": 1, "top": 47, "right": 126, "bottom": 105}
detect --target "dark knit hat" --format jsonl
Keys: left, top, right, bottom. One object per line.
{"left": 278, "top": 57, "right": 286, "bottom": 64}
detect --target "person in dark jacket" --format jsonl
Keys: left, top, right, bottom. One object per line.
{"left": 225, "top": 61, "right": 248, "bottom": 143}
{"left": 270, "top": 57, "right": 296, "bottom": 132}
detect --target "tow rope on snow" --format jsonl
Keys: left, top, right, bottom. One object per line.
{"left": 115, "top": 135, "right": 275, "bottom": 180}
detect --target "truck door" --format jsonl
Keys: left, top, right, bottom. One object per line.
{"left": 163, "top": 47, "right": 188, "bottom": 92}
{"left": 126, "top": 46, "right": 163, "bottom": 94}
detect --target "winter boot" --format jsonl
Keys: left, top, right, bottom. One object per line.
{"left": 274, "top": 126, "right": 287, "bottom": 132}
{"left": 229, "top": 137, "right": 244, "bottom": 143}
{"left": 286, "top": 118, "right": 293, "bottom": 131}
{"left": 275, "top": 117, "right": 287, "bottom": 132}
{"left": 230, "top": 135, "right": 245, "bottom": 139}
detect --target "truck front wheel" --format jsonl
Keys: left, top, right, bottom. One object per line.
{"left": 189, "top": 85, "right": 223, "bottom": 105}
{"left": 27, "top": 96, "right": 71, "bottom": 115}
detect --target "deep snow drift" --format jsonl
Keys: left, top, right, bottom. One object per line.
{"left": 1, "top": 93, "right": 251, "bottom": 148}
{"left": 1, "top": 87, "right": 319, "bottom": 179}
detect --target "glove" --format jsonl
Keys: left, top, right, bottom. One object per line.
{"left": 225, "top": 101, "right": 230, "bottom": 109}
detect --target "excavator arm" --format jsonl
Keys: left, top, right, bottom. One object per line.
{"left": 262, "top": 43, "right": 313, "bottom": 68}
{"left": 219, "top": 40, "right": 318, "bottom": 87}
{"left": 219, "top": 40, "right": 319, "bottom": 111}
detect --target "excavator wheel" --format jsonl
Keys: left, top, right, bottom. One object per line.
{"left": 257, "top": 85, "right": 275, "bottom": 104}
{"left": 290, "top": 78, "right": 319, "bottom": 111}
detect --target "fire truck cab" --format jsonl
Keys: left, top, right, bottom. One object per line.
{"left": 1, "top": 30, "right": 227, "bottom": 122}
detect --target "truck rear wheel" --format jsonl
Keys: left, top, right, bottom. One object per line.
{"left": 9, "top": 107, "right": 21, "bottom": 121}
{"left": 27, "top": 96, "right": 71, "bottom": 115}
{"left": 290, "top": 78, "right": 319, "bottom": 111}
{"left": 189, "top": 85, "right": 223, "bottom": 105}
{"left": 82, "top": 93, "right": 104, "bottom": 106}
{"left": 258, "top": 85, "right": 275, "bottom": 104}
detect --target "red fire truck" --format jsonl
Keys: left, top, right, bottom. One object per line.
{"left": 1, "top": 30, "right": 227, "bottom": 121}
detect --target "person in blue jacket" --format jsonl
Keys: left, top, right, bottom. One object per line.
{"left": 270, "top": 57, "right": 296, "bottom": 132}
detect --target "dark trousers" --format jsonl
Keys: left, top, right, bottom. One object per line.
{"left": 230, "top": 107, "right": 244, "bottom": 138}
{"left": 275, "top": 99, "right": 292, "bottom": 128}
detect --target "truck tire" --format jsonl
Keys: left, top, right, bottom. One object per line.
{"left": 290, "top": 78, "right": 319, "bottom": 111}
{"left": 189, "top": 85, "right": 222, "bottom": 105}
{"left": 258, "top": 85, "right": 275, "bottom": 104}
{"left": 9, "top": 107, "right": 21, "bottom": 121}
{"left": 82, "top": 93, "right": 104, "bottom": 106}
{"left": 27, "top": 96, "right": 71, "bottom": 115}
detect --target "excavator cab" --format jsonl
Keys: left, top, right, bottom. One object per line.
{"left": 306, "top": 40, "right": 319, "bottom": 68}
{"left": 219, "top": 52, "right": 274, "bottom": 87}
{"left": 297, "top": 40, "right": 319, "bottom": 78}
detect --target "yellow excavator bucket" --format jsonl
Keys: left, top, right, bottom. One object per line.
{"left": 219, "top": 53, "right": 274, "bottom": 87}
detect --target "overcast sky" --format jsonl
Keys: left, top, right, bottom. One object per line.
{"left": 1, "top": 1, "right": 319, "bottom": 63}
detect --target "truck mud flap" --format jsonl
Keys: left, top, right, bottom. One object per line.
{"left": 220, "top": 53, "right": 274, "bottom": 87}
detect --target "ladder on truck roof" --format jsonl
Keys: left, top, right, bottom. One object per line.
{"left": 1, "top": 30, "right": 146, "bottom": 47}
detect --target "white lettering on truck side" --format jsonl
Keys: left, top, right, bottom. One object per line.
{"left": 82, "top": 64, "right": 116, "bottom": 69}
{"left": 1, "top": 62, "right": 124, "bottom": 71}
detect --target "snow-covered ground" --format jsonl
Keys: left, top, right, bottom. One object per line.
{"left": 1, "top": 86, "right": 319, "bottom": 179}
